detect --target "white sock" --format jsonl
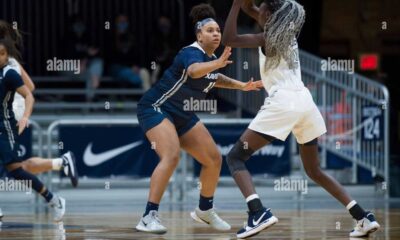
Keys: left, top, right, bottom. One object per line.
{"left": 246, "top": 194, "right": 260, "bottom": 203}
{"left": 346, "top": 200, "right": 357, "bottom": 210}
{"left": 52, "top": 158, "right": 63, "bottom": 171}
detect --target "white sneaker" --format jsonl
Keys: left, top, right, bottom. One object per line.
{"left": 62, "top": 151, "right": 79, "bottom": 187}
{"left": 0, "top": 208, "right": 3, "bottom": 220}
{"left": 190, "top": 207, "right": 231, "bottom": 231}
{"left": 136, "top": 210, "right": 167, "bottom": 234}
{"left": 349, "top": 212, "right": 380, "bottom": 237}
{"left": 49, "top": 196, "right": 66, "bottom": 222}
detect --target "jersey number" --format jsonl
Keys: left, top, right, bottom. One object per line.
{"left": 203, "top": 82, "right": 216, "bottom": 93}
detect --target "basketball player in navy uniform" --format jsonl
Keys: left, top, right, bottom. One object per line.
{"left": 0, "top": 38, "right": 77, "bottom": 222}
{"left": 135, "top": 4, "right": 263, "bottom": 234}
{"left": 0, "top": 21, "right": 79, "bottom": 221}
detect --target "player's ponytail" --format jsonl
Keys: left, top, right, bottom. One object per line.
{"left": 0, "top": 20, "right": 23, "bottom": 62}
{"left": 0, "top": 38, "right": 19, "bottom": 61}
{"left": 263, "top": 0, "right": 305, "bottom": 72}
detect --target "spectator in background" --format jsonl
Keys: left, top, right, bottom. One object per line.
{"left": 150, "top": 16, "right": 179, "bottom": 84}
{"left": 63, "top": 15, "right": 104, "bottom": 99}
{"left": 109, "top": 15, "right": 150, "bottom": 90}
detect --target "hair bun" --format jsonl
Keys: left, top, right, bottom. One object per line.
{"left": 190, "top": 4, "right": 216, "bottom": 25}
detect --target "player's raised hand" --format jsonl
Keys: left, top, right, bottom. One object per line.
{"left": 216, "top": 47, "right": 233, "bottom": 68}
{"left": 242, "top": 77, "right": 264, "bottom": 91}
{"left": 17, "top": 117, "right": 29, "bottom": 135}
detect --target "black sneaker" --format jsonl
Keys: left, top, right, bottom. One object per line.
{"left": 237, "top": 208, "right": 278, "bottom": 239}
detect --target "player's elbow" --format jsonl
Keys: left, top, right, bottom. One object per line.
{"left": 30, "top": 81, "right": 36, "bottom": 91}
{"left": 187, "top": 68, "right": 196, "bottom": 78}
{"left": 222, "top": 35, "right": 238, "bottom": 47}
{"left": 29, "top": 83, "right": 35, "bottom": 92}
{"left": 221, "top": 35, "right": 232, "bottom": 46}
{"left": 187, "top": 66, "right": 201, "bottom": 79}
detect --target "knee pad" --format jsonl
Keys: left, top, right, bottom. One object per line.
{"left": 226, "top": 141, "right": 254, "bottom": 175}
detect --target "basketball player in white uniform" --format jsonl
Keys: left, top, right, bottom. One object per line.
{"left": 222, "top": 0, "right": 380, "bottom": 238}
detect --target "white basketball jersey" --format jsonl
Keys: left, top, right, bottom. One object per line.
{"left": 7, "top": 57, "right": 21, "bottom": 75}
{"left": 259, "top": 40, "right": 304, "bottom": 93}
{"left": 8, "top": 58, "right": 25, "bottom": 121}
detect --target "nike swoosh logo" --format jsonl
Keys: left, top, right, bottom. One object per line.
{"left": 83, "top": 140, "right": 143, "bottom": 166}
{"left": 252, "top": 212, "right": 266, "bottom": 226}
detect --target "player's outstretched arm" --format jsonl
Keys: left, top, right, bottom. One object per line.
{"left": 188, "top": 47, "right": 233, "bottom": 79}
{"left": 215, "top": 74, "right": 263, "bottom": 91}
{"left": 222, "top": 0, "right": 264, "bottom": 48}
{"left": 16, "top": 85, "right": 34, "bottom": 134}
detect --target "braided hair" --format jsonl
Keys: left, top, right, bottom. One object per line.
{"left": 263, "top": 0, "right": 305, "bottom": 71}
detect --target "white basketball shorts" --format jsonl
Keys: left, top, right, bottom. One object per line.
{"left": 248, "top": 86, "right": 327, "bottom": 144}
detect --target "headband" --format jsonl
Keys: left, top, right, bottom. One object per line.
{"left": 195, "top": 18, "right": 216, "bottom": 33}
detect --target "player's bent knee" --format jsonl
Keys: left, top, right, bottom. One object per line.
{"left": 207, "top": 151, "right": 222, "bottom": 167}
{"left": 21, "top": 160, "right": 33, "bottom": 171}
{"left": 226, "top": 140, "right": 254, "bottom": 175}
{"left": 161, "top": 153, "right": 180, "bottom": 168}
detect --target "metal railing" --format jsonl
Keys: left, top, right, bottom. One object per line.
{"left": 218, "top": 48, "right": 390, "bottom": 198}
{"left": 44, "top": 118, "right": 254, "bottom": 202}
{"left": 45, "top": 119, "right": 187, "bottom": 201}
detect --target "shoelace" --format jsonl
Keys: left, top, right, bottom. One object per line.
{"left": 208, "top": 209, "right": 222, "bottom": 223}
{"left": 150, "top": 211, "right": 161, "bottom": 223}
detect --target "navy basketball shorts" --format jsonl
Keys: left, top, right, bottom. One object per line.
{"left": 137, "top": 102, "right": 200, "bottom": 137}
{"left": 0, "top": 126, "right": 22, "bottom": 166}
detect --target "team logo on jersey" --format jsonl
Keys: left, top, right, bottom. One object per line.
{"left": 205, "top": 73, "right": 218, "bottom": 80}
{"left": 17, "top": 145, "right": 26, "bottom": 157}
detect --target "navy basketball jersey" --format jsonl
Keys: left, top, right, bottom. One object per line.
{"left": 145, "top": 42, "right": 219, "bottom": 110}
{"left": 0, "top": 65, "right": 24, "bottom": 128}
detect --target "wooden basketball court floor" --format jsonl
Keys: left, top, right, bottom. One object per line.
{"left": 0, "top": 188, "right": 399, "bottom": 239}
{"left": 0, "top": 210, "right": 399, "bottom": 239}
